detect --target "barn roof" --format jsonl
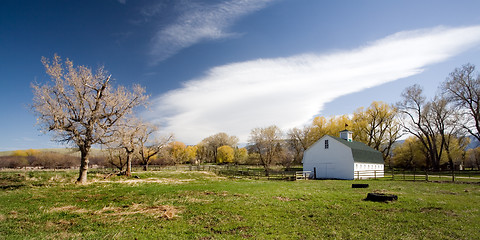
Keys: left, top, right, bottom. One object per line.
{"left": 329, "top": 135, "right": 384, "bottom": 164}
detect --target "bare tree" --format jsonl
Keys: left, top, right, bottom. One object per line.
{"left": 112, "top": 117, "right": 146, "bottom": 176}
{"left": 138, "top": 128, "right": 173, "bottom": 171}
{"left": 31, "top": 55, "right": 147, "bottom": 183}
{"left": 276, "top": 143, "right": 296, "bottom": 170}
{"left": 397, "top": 85, "right": 443, "bottom": 170}
{"left": 248, "top": 125, "right": 283, "bottom": 176}
{"left": 106, "top": 147, "right": 127, "bottom": 172}
{"left": 442, "top": 63, "right": 480, "bottom": 142}
{"left": 431, "top": 95, "right": 470, "bottom": 177}
{"left": 287, "top": 126, "right": 311, "bottom": 165}
{"left": 430, "top": 97, "right": 456, "bottom": 171}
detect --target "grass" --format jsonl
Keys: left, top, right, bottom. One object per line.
{"left": 0, "top": 169, "right": 479, "bottom": 239}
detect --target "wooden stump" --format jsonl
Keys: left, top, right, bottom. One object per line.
{"left": 352, "top": 184, "right": 369, "bottom": 188}
{"left": 365, "top": 193, "right": 398, "bottom": 202}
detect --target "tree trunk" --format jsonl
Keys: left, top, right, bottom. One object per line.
{"left": 263, "top": 164, "right": 270, "bottom": 177}
{"left": 125, "top": 152, "right": 132, "bottom": 177}
{"left": 445, "top": 144, "right": 455, "bottom": 182}
{"left": 143, "top": 163, "right": 148, "bottom": 171}
{"left": 77, "top": 148, "right": 90, "bottom": 184}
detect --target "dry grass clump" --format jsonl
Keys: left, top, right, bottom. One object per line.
{"left": 49, "top": 205, "right": 89, "bottom": 214}
{"left": 92, "top": 177, "right": 194, "bottom": 185}
{"left": 113, "top": 203, "right": 179, "bottom": 219}
{"left": 48, "top": 203, "right": 180, "bottom": 220}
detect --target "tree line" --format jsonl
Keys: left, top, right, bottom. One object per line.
{"left": 22, "top": 55, "right": 480, "bottom": 183}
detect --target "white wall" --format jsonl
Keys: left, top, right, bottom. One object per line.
{"left": 303, "top": 136, "right": 354, "bottom": 180}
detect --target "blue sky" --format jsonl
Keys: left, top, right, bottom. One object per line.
{"left": 2, "top": 0, "right": 480, "bottom": 151}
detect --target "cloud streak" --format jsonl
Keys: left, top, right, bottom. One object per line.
{"left": 149, "top": 0, "right": 274, "bottom": 64}
{"left": 145, "top": 25, "right": 480, "bottom": 144}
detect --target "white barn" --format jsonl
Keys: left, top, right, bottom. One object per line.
{"left": 303, "top": 130, "right": 384, "bottom": 180}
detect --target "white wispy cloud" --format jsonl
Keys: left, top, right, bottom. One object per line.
{"left": 149, "top": 0, "right": 275, "bottom": 64}
{"left": 145, "top": 25, "right": 480, "bottom": 144}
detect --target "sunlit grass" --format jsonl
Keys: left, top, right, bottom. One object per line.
{"left": 1, "top": 169, "right": 479, "bottom": 239}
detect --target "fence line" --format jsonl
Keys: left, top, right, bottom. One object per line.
{"left": 354, "top": 170, "right": 384, "bottom": 180}
{"left": 384, "top": 169, "right": 480, "bottom": 182}
{"left": 296, "top": 171, "right": 311, "bottom": 180}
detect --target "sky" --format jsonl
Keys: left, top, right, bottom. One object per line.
{"left": 3, "top": 0, "right": 480, "bottom": 151}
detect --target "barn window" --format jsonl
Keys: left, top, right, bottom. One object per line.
{"left": 324, "top": 140, "right": 329, "bottom": 149}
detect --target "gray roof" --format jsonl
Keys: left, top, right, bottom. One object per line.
{"left": 329, "top": 135, "right": 384, "bottom": 164}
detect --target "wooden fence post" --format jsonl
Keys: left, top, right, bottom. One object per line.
{"left": 452, "top": 168, "right": 455, "bottom": 182}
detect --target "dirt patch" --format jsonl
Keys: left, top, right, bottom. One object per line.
{"left": 45, "top": 219, "right": 77, "bottom": 231}
{"left": 420, "top": 206, "right": 457, "bottom": 216}
{"left": 209, "top": 226, "right": 251, "bottom": 235}
{"left": 274, "top": 196, "right": 293, "bottom": 202}
{"left": 8, "top": 211, "right": 18, "bottom": 219}
{"left": 203, "top": 191, "right": 229, "bottom": 196}
{"left": 437, "top": 190, "right": 458, "bottom": 195}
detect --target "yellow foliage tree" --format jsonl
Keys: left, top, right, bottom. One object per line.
{"left": 307, "top": 115, "right": 352, "bottom": 145}
{"left": 217, "top": 145, "right": 234, "bottom": 163}
{"left": 441, "top": 135, "right": 469, "bottom": 169}
{"left": 12, "top": 150, "right": 28, "bottom": 157}
{"left": 392, "top": 136, "right": 426, "bottom": 169}
{"left": 185, "top": 145, "right": 198, "bottom": 164}
{"left": 352, "top": 101, "right": 402, "bottom": 161}
{"left": 168, "top": 141, "right": 188, "bottom": 165}
{"left": 466, "top": 147, "right": 480, "bottom": 169}
{"left": 234, "top": 147, "right": 248, "bottom": 164}
{"left": 26, "top": 149, "right": 40, "bottom": 156}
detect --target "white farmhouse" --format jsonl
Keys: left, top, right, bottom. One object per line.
{"left": 303, "top": 130, "right": 384, "bottom": 180}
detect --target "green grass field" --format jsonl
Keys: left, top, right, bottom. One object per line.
{"left": 1, "top": 169, "right": 479, "bottom": 239}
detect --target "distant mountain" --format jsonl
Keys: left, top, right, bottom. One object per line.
{"left": 467, "top": 136, "right": 480, "bottom": 150}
